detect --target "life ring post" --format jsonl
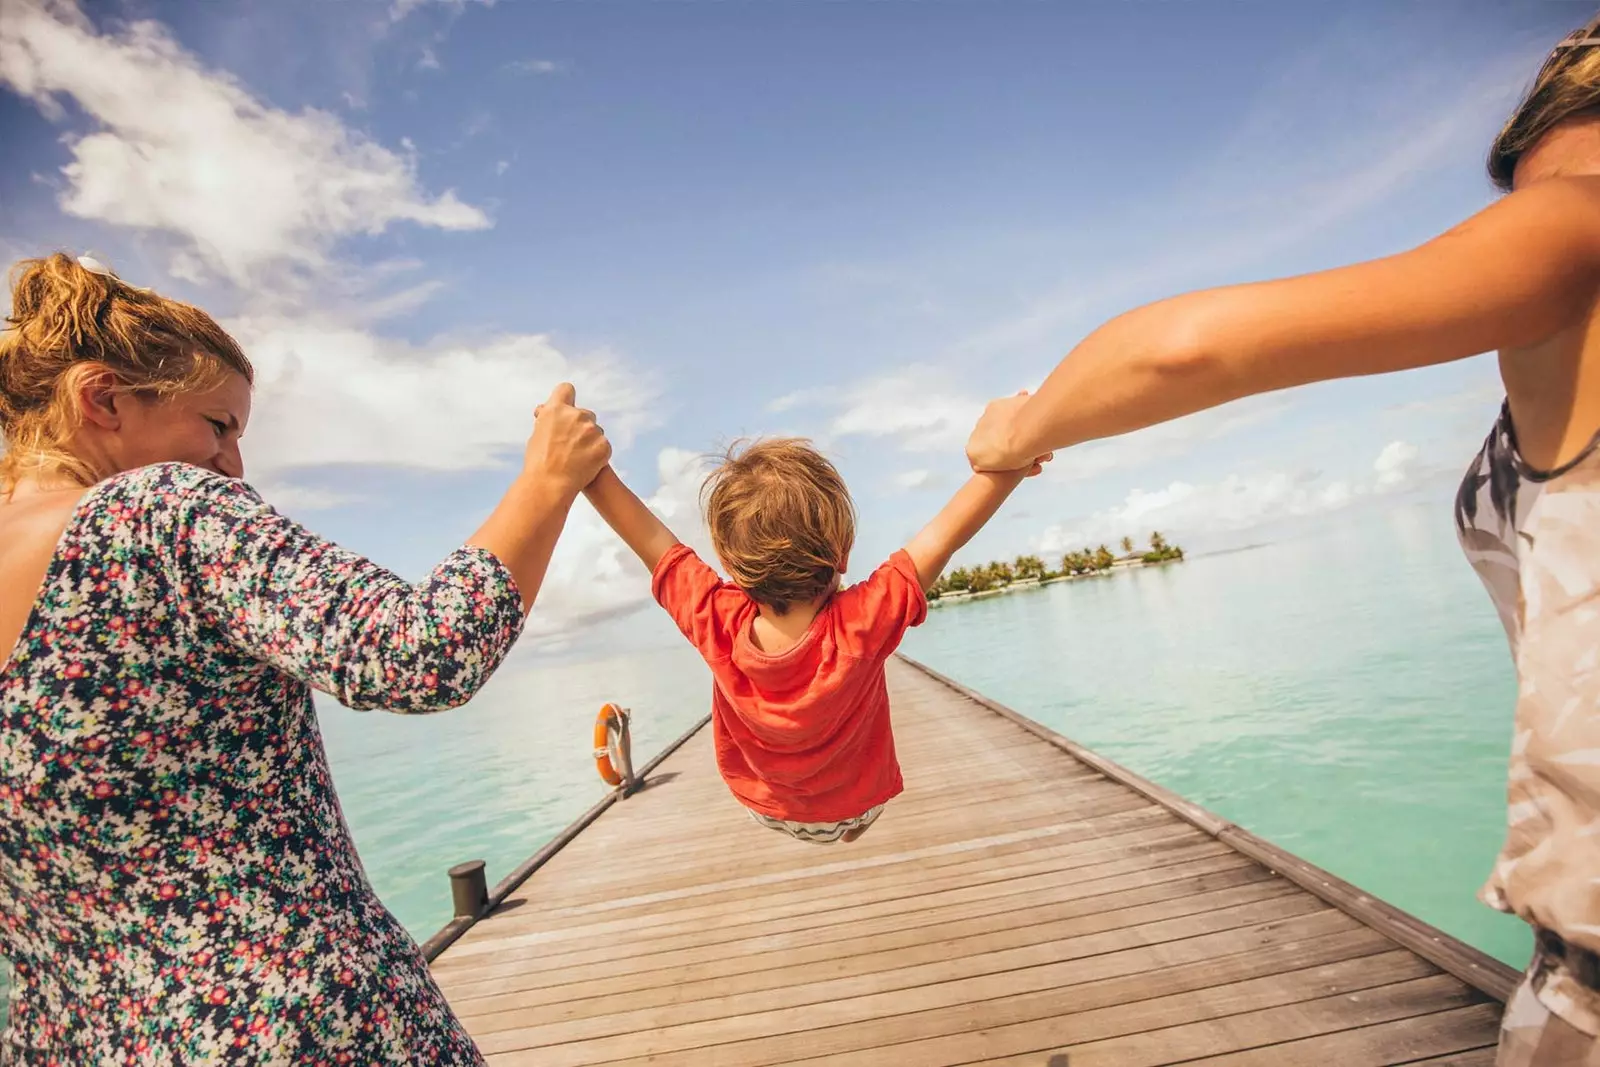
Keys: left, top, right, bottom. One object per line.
{"left": 449, "top": 859, "right": 489, "bottom": 919}
{"left": 595, "top": 703, "right": 639, "bottom": 793}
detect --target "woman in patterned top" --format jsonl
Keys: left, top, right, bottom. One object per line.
{"left": 966, "top": 13, "right": 1600, "bottom": 1067}
{"left": 0, "top": 253, "right": 610, "bottom": 1065}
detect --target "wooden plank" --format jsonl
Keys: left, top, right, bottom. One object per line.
{"left": 968, "top": 977, "right": 1488, "bottom": 1067}
{"left": 441, "top": 804, "right": 1184, "bottom": 926}
{"left": 472, "top": 779, "right": 1152, "bottom": 897}
{"left": 1173, "top": 1006, "right": 1503, "bottom": 1065}
{"left": 444, "top": 837, "right": 1240, "bottom": 962}
{"left": 1394, "top": 1048, "right": 1500, "bottom": 1066}
{"left": 422, "top": 714, "right": 710, "bottom": 961}
{"left": 453, "top": 878, "right": 1303, "bottom": 1025}
{"left": 895, "top": 654, "right": 1522, "bottom": 1002}
{"left": 455, "top": 791, "right": 1161, "bottom": 926}
{"left": 429, "top": 655, "right": 1511, "bottom": 1067}
{"left": 442, "top": 864, "right": 1278, "bottom": 1002}
{"left": 514, "top": 925, "right": 1400, "bottom": 1067}
{"left": 438, "top": 854, "right": 1264, "bottom": 997}
{"left": 452, "top": 817, "right": 1205, "bottom": 948}
{"left": 470, "top": 894, "right": 1333, "bottom": 1056}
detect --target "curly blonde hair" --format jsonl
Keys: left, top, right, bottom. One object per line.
{"left": 0, "top": 253, "right": 253, "bottom": 492}
{"left": 703, "top": 438, "right": 856, "bottom": 614}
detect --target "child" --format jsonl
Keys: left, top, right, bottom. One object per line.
{"left": 582, "top": 437, "right": 1046, "bottom": 844}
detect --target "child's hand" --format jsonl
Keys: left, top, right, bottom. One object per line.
{"left": 967, "top": 390, "right": 1035, "bottom": 472}
{"left": 984, "top": 452, "right": 1053, "bottom": 487}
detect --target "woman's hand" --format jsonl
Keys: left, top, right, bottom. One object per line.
{"left": 967, "top": 390, "right": 1036, "bottom": 472}
{"left": 526, "top": 383, "right": 611, "bottom": 496}
{"left": 468, "top": 383, "right": 613, "bottom": 613}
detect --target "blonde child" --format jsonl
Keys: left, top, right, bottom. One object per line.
{"left": 582, "top": 437, "right": 1046, "bottom": 843}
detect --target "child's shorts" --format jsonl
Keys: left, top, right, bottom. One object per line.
{"left": 747, "top": 804, "right": 885, "bottom": 844}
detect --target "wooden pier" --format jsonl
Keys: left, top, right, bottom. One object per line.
{"left": 427, "top": 655, "right": 1518, "bottom": 1065}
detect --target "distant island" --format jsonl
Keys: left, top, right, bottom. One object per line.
{"left": 930, "top": 532, "right": 1185, "bottom": 604}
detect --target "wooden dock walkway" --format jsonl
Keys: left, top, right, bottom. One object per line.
{"left": 428, "top": 656, "right": 1518, "bottom": 1066}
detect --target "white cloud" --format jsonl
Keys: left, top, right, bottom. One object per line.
{"left": 390, "top": 0, "right": 496, "bottom": 23}
{"left": 253, "top": 481, "right": 361, "bottom": 514}
{"left": 766, "top": 388, "right": 831, "bottom": 414}
{"left": 506, "top": 58, "right": 565, "bottom": 76}
{"left": 816, "top": 368, "right": 986, "bottom": 453}
{"left": 0, "top": 0, "right": 681, "bottom": 645}
{"left": 895, "top": 469, "right": 938, "bottom": 490}
{"left": 418, "top": 47, "right": 441, "bottom": 71}
{"left": 1374, "top": 439, "right": 1420, "bottom": 489}
{"left": 1049, "top": 396, "right": 1291, "bottom": 482}
{"left": 0, "top": 0, "right": 489, "bottom": 288}
{"left": 1037, "top": 472, "right": 1348, "bottom": 553}
{"left": 495, "top": 160, "right": 510, "bottom": 176}
{"left": 778, "top": 369, "right": 1285, "bottom": 480}
{"left": 0, "top": 0, "right": 668, "bottom": 490}
{"left": 1034, "top": 440, "right": 1419, "bottom": 553}
{"left": 231, "top": 315, "right": 660, "bottom": 476}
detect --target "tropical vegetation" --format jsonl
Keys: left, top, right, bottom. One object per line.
{"left": 929, "top": 532, "right": 1184, "bottom": 600}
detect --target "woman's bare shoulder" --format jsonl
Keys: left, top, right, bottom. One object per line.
{"left": 0, "top": 488, "right": 90, "bottom": 664}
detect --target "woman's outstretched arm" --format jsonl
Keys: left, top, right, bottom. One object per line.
{"left": 139, "top": 383, "right": 610, "bottom": 713}
{"left": 967, "top": 177, "right": 1600, "bottom": 471}
{"left": 468, "top": 382, "right": 611, "bottom": 612}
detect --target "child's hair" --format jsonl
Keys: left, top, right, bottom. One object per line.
{"left": 703, "top": 438, "right": 857, "bottom": 614}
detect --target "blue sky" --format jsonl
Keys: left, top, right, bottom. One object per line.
{"left": 0, "top": 0, "right": 1581, "bottom": 653}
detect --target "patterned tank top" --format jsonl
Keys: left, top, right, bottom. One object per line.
{"left": 1456, "top": 401, "right": 1600, "bottom": 1032}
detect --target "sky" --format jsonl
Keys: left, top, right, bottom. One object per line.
{"left": 0, "top": 0, "right": 1584, "bottom": 656}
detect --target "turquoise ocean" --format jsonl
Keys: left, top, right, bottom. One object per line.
{"left": 0, "top": 493, "right": 1534, "bottom": 1023}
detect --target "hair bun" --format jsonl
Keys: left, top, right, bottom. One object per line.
{"left": 0, "top": 252, "right": 253, "bottom": 491}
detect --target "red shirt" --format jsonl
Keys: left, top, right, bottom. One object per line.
{"left": 651, "top": 544, "right": 929, "bottom": 822}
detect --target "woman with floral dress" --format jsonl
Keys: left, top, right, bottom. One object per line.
{"left": 964, "top": 14, "right": 1600, "bottom": 1066}
{"left": 0, "top": 252, "right": 611, "bottom": 1064}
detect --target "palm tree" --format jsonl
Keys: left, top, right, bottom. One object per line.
{"left": 1014, "top": 554, "right": 1047, "bottom": 581}
{"left": 1150, "top": 530, "right": 1168, "bottom": 553}
{"left": 1120, "top": 536, "right": 1134, "bottom": 555}
{"left": 1093, "top": 545, "right": 1116, "bottom": 571}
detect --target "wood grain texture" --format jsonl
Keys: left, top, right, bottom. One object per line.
{"left": 432, "top": 655, "right": 1511, "bottom": 1065}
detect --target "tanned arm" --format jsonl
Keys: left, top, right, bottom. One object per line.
{"left": 902, "top": 465, "right": 1041, "bottom": 592}
{"left": 467, "top": 383, "right": 611, "bottom": 613}
{"left": 968, "top": 178, "right": 1600, "bottom": 471}
{"left": 581, "top": 465, "right": 682, "bottom": 572}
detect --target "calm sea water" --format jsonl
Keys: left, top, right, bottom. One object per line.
{"left": 0, "top": 494, "right": 1535, "bottom": 1024}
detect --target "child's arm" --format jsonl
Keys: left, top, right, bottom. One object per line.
{"left": 582, "top": 465, "right": 682, "bottom": 572}
{"left": 903, "top": 469, "right": 1031, "bottom": 592}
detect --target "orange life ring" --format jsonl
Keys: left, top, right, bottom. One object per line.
{"left": 593, "top": 704, "right": 632, "bottom": 787}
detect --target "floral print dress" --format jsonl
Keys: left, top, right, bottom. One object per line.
{"left": 0, "top": 463, "right": 525, "bottom": 1065}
